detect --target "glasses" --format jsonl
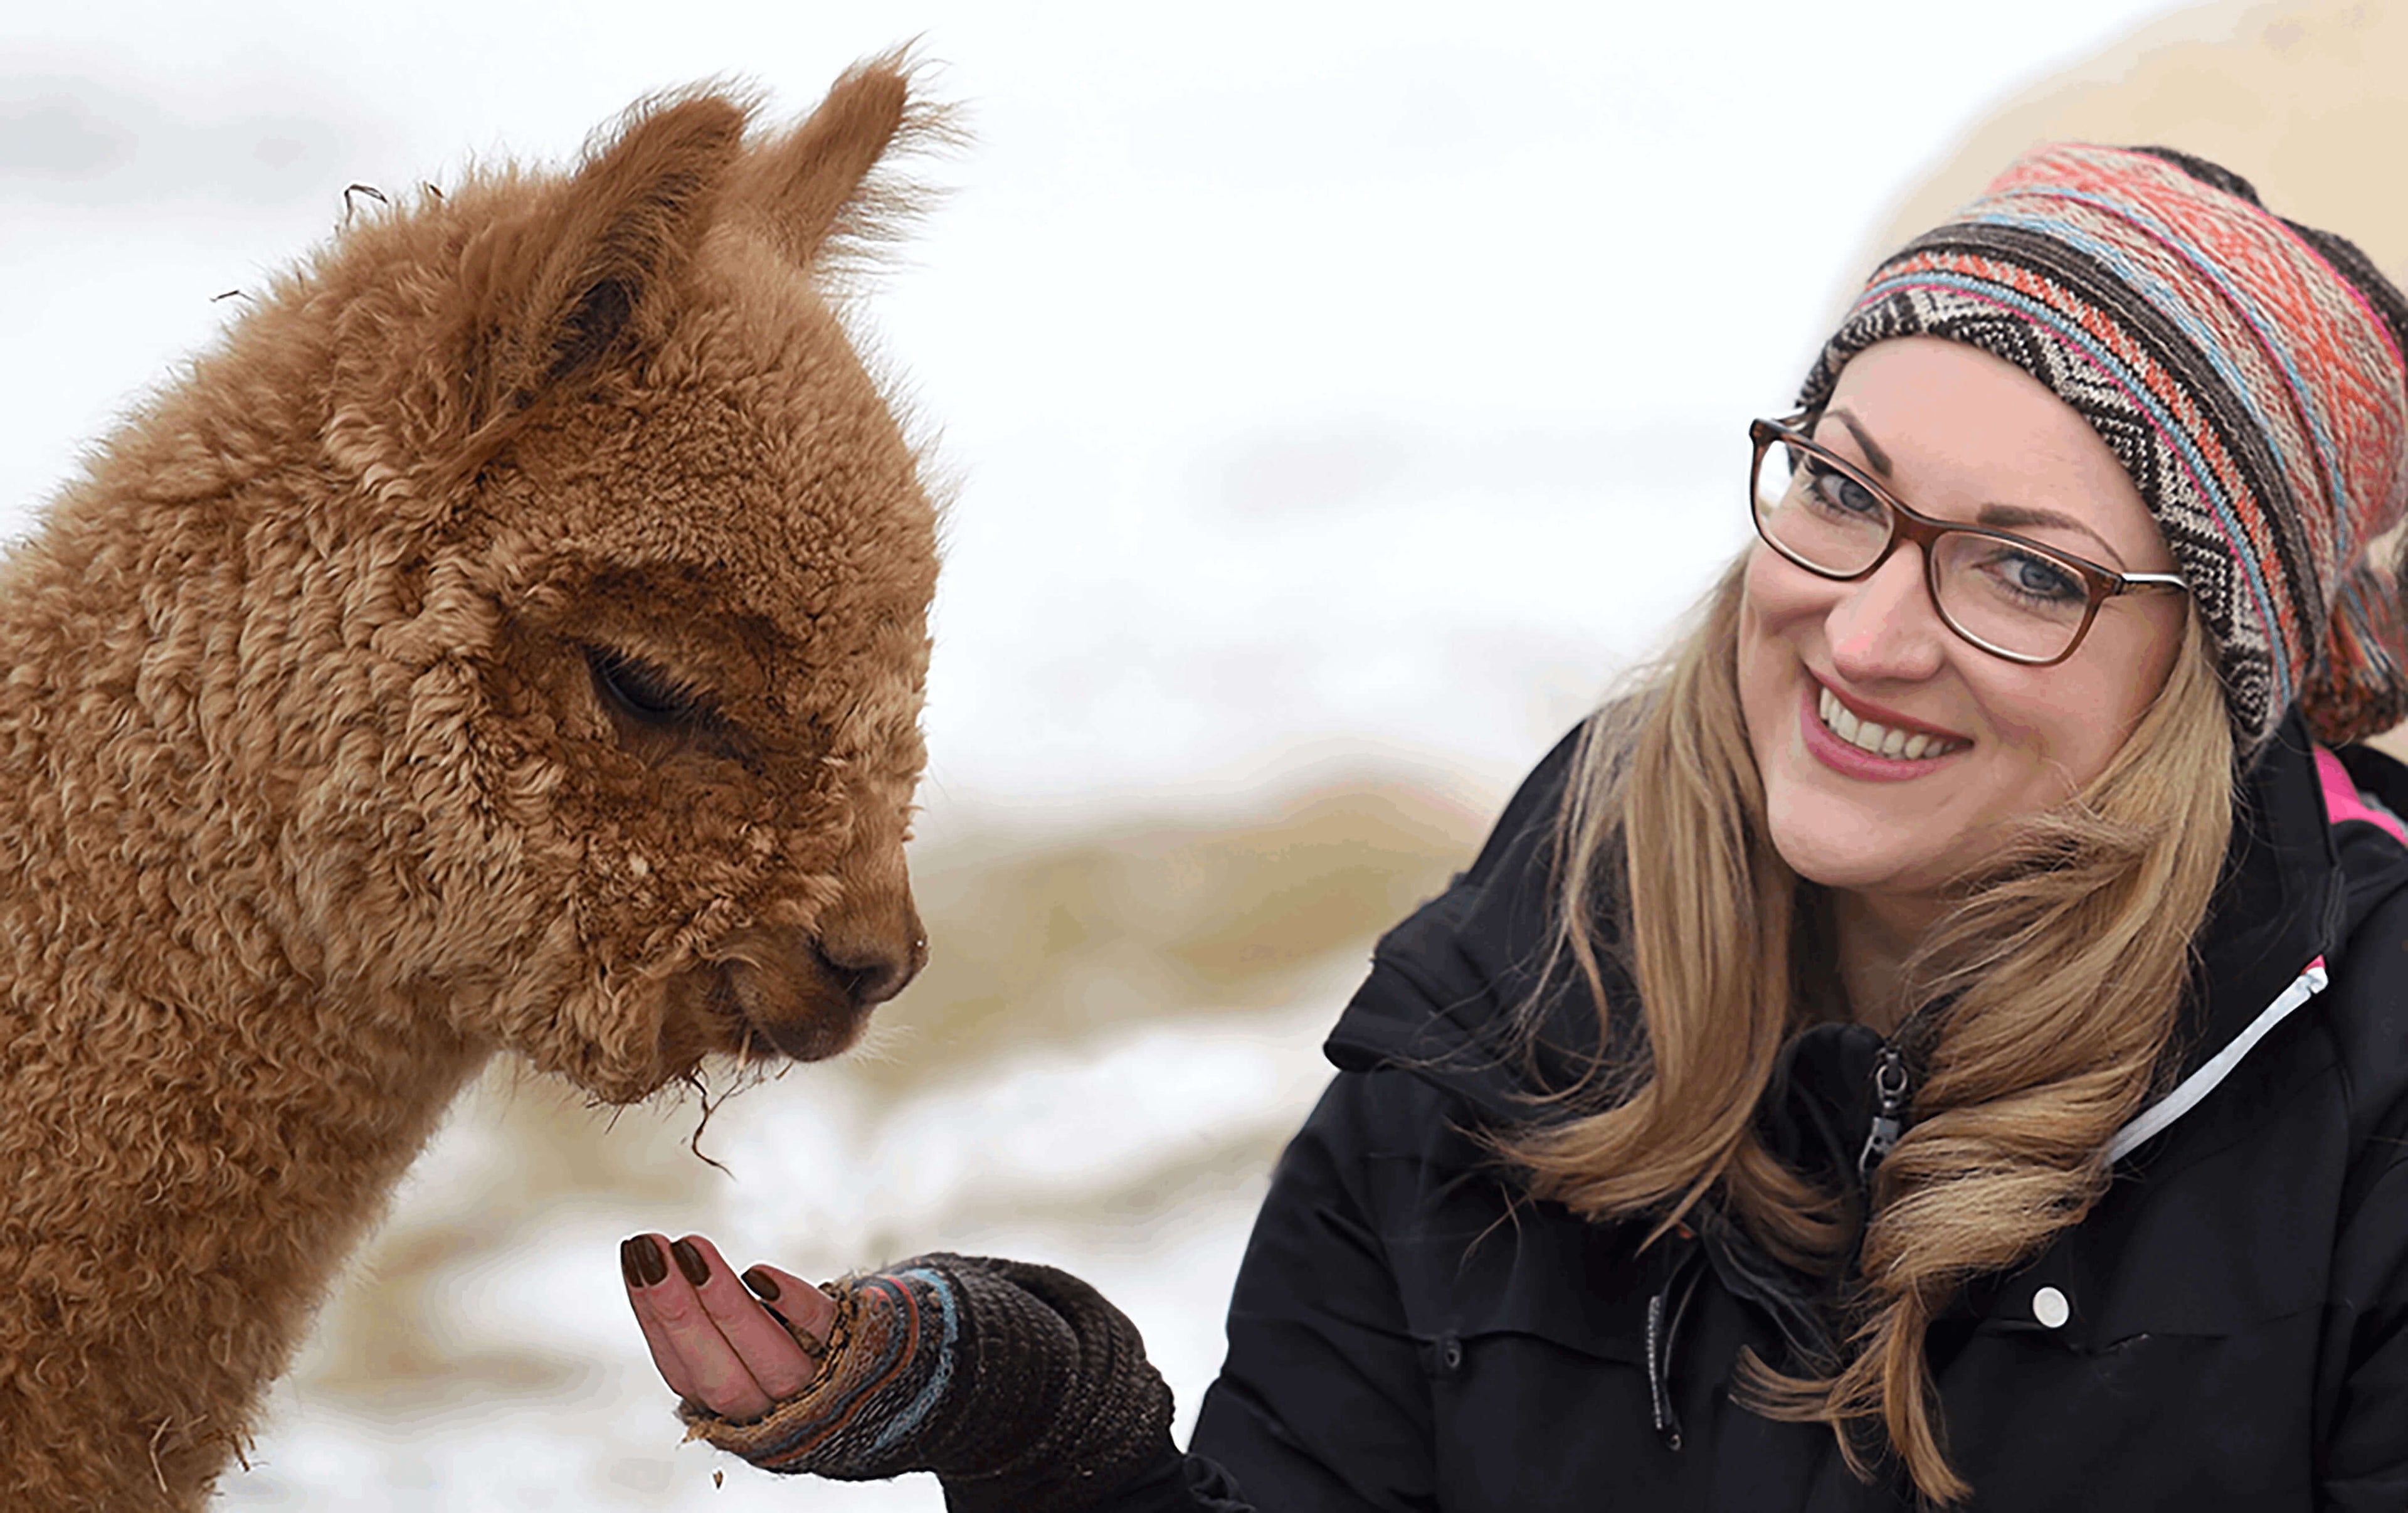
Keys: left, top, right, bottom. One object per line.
{"left": 1748, "top": 413, "right": 2189, "bottom": 666}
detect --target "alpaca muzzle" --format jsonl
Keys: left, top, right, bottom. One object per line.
{"left": 709, "top": 916, "right": 926, "bottom": 1062}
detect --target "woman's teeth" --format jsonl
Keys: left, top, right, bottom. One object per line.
{"left": 1818, "top": 687, "right": 1965, "bottom": 760}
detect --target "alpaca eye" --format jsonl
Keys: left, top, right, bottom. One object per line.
{"left": 585, "top": 647, "right": 698, "bottom": 725}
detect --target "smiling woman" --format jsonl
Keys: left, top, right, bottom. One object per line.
{"left": 631, "top": 141, "right": 2408, "bottom": 1511}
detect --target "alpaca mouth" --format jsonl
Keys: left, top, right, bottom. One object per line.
{"left": 702, "top": 963, "right": 865, "bottom": 1064}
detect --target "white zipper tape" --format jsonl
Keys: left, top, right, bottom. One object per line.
{"left": 2104, "top": 956, "right": 2328, "bottom": 1166}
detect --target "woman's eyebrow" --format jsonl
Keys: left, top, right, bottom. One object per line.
{"left": 1824, "top": 408, "right": 1894, "bottom": 475}
{"left": 1975, "top": 502, "right": 2128, "bottom": 569}
{"left": 1824, "top": 405, "right": 2129, "bottom": 570}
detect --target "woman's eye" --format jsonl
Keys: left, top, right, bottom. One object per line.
{"left": 1993, "top": 550, "right": 2086, "bottom": 604}
{"left": 586, "top": 647, "right": 697, "bottom": 723}
{"left": 1805, "top": 460, "right": 1884, "bottom": 518}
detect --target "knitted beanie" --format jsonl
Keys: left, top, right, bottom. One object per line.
{"left": 1797, "top": 142, "right": 2408, "bottom": 755}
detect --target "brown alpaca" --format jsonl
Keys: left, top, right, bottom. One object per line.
{"left": 0, "top": 58, "right": 943, "bottom": 1511}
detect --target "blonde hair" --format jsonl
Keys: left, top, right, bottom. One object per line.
{"left": 1506, "top": 555, "right": 2233, "bottom": 1503}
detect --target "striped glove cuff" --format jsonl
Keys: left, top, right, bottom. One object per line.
{"left": 679, "top": 1252, "right": 1176, "bottom": 1512}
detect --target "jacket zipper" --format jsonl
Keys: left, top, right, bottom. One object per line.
{"left": 1647, "top": 1045, "right": 1910, "bottom": 1451}
{"left": 1644, "top": 1288, "right": 1677, "bottom": 1449}
{"left": 1857, "top": 1044, "right": 1911, "bottom": 1186}
{"left": 1645, "top": 1241, "right": 1704, "bottom": 1452}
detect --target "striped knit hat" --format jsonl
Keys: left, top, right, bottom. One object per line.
{"left": 1798, "top": 143, "right": 2408, "bottom": 755}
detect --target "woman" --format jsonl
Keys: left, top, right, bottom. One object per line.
{"left": 618, "top": 144, "right": 2408, "bottom": 1509}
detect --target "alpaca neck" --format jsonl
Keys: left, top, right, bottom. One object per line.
{"left": 1, "top": 945, "right": 496, "bottom": 1507}
{"left": 0, "top": 423, "right": 505, "bottom": 1507}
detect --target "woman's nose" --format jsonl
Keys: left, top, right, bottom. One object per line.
{"left": 1824, "top": 547, "right": 1949, "bottom": 682}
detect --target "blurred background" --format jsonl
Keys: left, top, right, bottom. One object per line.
{"left": 4, "top": 0, "right": 2403, "bottom": 1505}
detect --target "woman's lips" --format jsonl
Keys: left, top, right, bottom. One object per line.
{"left": 1800, "top": 679, "right": 1970, "bottom": 782}
{"left": 1816, "top": 678, "right": 1972, "bottom": 744}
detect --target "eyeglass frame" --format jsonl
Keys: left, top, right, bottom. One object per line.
{"left": 1747, "top": 411, "right": 2190, "bottom": 667}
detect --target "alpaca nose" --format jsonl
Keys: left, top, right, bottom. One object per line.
{"left": 811, "top": 924, "right": 925, "bottom": 1008}
{"left": 810, "top": 838, "right": 927, "bottom": 1009}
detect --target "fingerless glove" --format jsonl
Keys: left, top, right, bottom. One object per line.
{"left": 679, "top": 1252, "right": 1177, "bottom": 1512}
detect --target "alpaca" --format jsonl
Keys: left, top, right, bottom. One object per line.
{"left": 0, "top": 57, "right": 944, "bottom": 1511}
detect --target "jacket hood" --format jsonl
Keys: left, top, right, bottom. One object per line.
{"left": 1326, "top": 709, "right": 2408, "bottom": 1163}
{"left": 1321, "top": 723, "right": 1602, "bottom": 1124}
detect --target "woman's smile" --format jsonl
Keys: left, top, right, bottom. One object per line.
{"left": 1800, "top": 677, "right": 1972, "bottom": 780}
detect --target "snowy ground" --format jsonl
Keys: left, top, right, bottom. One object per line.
{"left": 216, "top": 967, "right": 1362, "bottom": 1512}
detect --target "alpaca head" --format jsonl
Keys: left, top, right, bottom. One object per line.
{"left": 255, "top": 60, "right": 947, "bottom": 1102}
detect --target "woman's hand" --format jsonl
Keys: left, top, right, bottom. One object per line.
{"left": 619, "top": 1231, "right": 838, "bottom": 1421}
{"left": 621, "top": 1241, "right": 1179, "bottom": 1510}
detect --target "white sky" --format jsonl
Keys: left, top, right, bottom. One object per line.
{"left": 1, "top": 0, "right": 2202, "bottom": 822}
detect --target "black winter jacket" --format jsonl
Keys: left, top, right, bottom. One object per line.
{"left": 1127, "top": 711, "right": 2408, "bottom": 1511}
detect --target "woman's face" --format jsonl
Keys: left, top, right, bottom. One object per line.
{"left": 1738, "top": 336, "right": 2189, "bottom": 908}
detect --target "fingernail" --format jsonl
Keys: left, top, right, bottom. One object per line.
{"left": 670, "top": 1238, "right": 710, "bottom": 1287}
{"left": 741, "top": 1267, "right": 781, "bottom": 1302}
{"left": 635, "top": 1234, "right": 669, "bottom": 1287}
{"left": 620, "top": 1237, "right": 647, "bottom": 1288}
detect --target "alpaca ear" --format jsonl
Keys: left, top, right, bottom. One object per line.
{"left": 456, "top": 91, "right": 749, "bottom": 446}
{"left": 731, "top": 55, "right": 919, "bottom": 270}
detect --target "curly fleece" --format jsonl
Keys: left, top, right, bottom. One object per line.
{"left": 0, "top": 56, "right": 946, "bottom": 1511}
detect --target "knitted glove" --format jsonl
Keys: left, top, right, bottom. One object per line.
{"left": 679, "top": 1252, "right": 1177, "bottom": 1512}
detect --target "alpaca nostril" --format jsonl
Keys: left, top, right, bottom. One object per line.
{"left": 811, "top": 937, "right": 918, "bottom": 1008}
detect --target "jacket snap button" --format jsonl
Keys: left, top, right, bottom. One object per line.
{"left": 1440, "top": 1334, "right": 1465, "bottom": 1372}
{"left": 2032, "top": 1286, "right": 2070, "bottom": 1329}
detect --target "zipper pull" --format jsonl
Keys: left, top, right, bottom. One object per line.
{"left": 1857, "top": 1045, "right": 1910, "bottom": 1184}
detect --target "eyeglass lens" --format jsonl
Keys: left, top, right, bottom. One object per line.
{"left": 1752, "top": 437, "right": 2094, "bottom": 661}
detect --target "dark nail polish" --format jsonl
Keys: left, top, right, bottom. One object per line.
{"left": 741, "top": 1266, "right": 782, "bottom": 1302}
{"left": 636, "top": 1234, "right": 669, "bottom": 1287}
{"left": 671, "top": 1238, "right": 710, "bottom": 1287}
{"left": 620, "top": 1237, "right": 647, "bottom": 1288}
